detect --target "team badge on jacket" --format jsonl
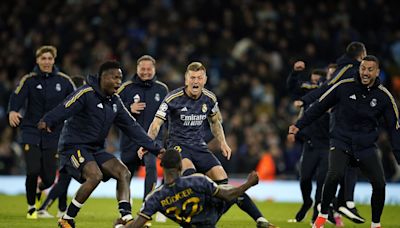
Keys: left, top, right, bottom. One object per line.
{"left": 56, "top": 83, "right": 61, "bottom": 91}
{"left": 133, "top": 94, "right": 140, "bottom": 103}
{"left": 155, "top": 93, "right": 160, "bottom": 101}
{"left": 202, "top": 104, "right": 207, "bottom": 113}
{"left": 370, "top": 98, "right": 377, "bottom": 107}
{"left": 113, "top": 104, "right": 117, "bottom": 113}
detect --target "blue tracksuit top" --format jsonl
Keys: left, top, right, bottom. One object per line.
{"left": 42, "top": 75, "right": 161, "bottom": 155}
{"left": 8, "top": 65, "right": 75, "bottom": 149}
{"left": 296, "top": 75, "right": 400, "bottom": 162}
{"left": 117, "top": 74, "right": 168, "bottom": 160}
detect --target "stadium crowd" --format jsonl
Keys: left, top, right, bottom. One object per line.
{"left": 1, "top": 0, "right": 400, "bottom": 181}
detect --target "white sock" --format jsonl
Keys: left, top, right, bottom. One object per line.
{"left": 318, "top": 213, "right": 328, "bottom": 219}
{"left": 122, "top": 214, "right": 133, "bottom": 222}
{"left": 256, "top": 217, "right": 268, "bottom": 223}
{"left": 371, "top": 222, "right": 381, "bottom": 228}
{"left": 346, "top": 201, "right": 355, "bottom": 208}
{"left": 72, "top": 198, "right": 84, "bottom": 208}
{"left": 63, "top": 214, "right": 74, "bottom": 220}
{"left": 28, "top": 205, "right": 35, "bottom": 210}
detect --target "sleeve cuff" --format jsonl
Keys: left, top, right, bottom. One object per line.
{"left": 137, "top": 212, "right": 152, "bottom": 220}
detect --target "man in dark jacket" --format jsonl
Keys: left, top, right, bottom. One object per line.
{"left": 286, "top": 62, "right": 335, "bottom": 224}
{"left": 295, "top": 42, "right": 367, "bottom": 223}
{"left": 289, "top": 55, "right": 400, "bottom": 228}
{"left": 38, "top": 60, "right": 164, "bottom": 228}
{"left": 117, "top": 55, "right": 168, "bottom": 226}
{"left": 8, "top": 45, "right": 76, "bottom": 219}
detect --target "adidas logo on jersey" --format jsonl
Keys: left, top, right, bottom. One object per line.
{"left": 97, "top": 103, "right": 103, "bottom": 109}
{"left": 349, "top": 94, "right": 356, "bottom": 100}
{"left": 181, "top": 107, "right": 188, "bottom": 112}
{"left": 36, "top": 84, "right": 43, "bottom": 90}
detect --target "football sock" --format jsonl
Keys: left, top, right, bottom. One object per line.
{"left": 119, "top": 200, "right": 132, "bottom": 218}
{"left": 236, "top": 193, "right": 263, "bottom": 221}
{"left": 64, "top": 198, "right": 83, "bottom": 219}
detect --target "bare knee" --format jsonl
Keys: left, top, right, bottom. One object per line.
{"left": 85, "top": 170, "right": 103, "bottom": 186}
{"left": 115, "top": 167, "right": 131, "bottom": 182}
{"left": 206, "top": 166, "right": 228, "bottom": 180}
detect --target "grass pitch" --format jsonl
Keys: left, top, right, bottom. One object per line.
{"left": 1, "top": 194, "right": 399, "bottom": 227}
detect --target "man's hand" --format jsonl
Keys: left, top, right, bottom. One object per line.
{"left": 287, "top": 133, "right": 296, "bottom": 143}
{"left": 137, "top": 147, "right": 147, "bottom": 159}
{"left": 157, "top": 148, "right": 166, "bottom": 159}
{"left": 9, "top": 111, "right": 22, "bottom": 127}
{"left": 293, "top": 100, "right": 304, "bottom": 108}
{"left": 130, "top": 102, "right": 146, "bottom": 114}
{"left": 287, "top": 125, "right": 299, "bottom": 143}
{"left": 37, "top": 120, "right": 52, "bottom": 132}
{"left": 288, "top": 125, "right": 299, "bottom": 135}
{"left": 221, "top": 142, "right": 232, "bottom": 160}
{"left": 246, "top": 171, "right": 259, "bottom": 186}
{"left": 293, "top": 61, "right": 305, "bottom": 71}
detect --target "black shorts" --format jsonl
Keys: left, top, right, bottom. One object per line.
{"left": 59, "top": 146, "right": 115, "bottom": 183}
{"left": 169, "top": 143, "right": 221, "bottom": 174}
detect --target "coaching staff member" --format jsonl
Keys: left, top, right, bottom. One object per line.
{"left": 288, "top": 55, "right": 400, "bottom": 228}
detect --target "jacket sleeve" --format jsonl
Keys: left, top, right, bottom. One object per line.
{"left": 114, "top": 96, "right": 162, "bottom": 155}
{"left": 296, "top": 84, "right": 339, "bottom": 130}
{"left": 382, "top": 92, "right": 400, "bottom": 164}
{"left": 8, "top": 75, "right": 31, "bottom": 112}
{"left": 42, "top": 87, "right": 89, "bottom": 129}
{"left": 301, "top": 82, "right": 329, "bottom": 106}
{"left": 116, "top": 86, "right": 131, "bottom": 108}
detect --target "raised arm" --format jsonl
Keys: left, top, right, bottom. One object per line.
{"left": 215, "top": 171, "right": 259, "bottom": 201}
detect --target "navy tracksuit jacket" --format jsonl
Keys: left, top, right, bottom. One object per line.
{"left": 117, "top": 74, "right": 168, "bottom": 162}
{"left": 42, "top": 75, "right": 162, "bottom": 155}
{"left": 8, "top": 66, "right": 75, "bottom": 149}
{"left": 296, "top": 75, "right": 400, "bottom": 162}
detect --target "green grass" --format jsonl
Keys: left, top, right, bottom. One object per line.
{"left": 1, "top": 194, "right": 399, "bottom": 227}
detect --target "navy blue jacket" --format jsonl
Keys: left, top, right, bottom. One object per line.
{"left": 286, "top": 70, "right": 329, "bottom": 147}
{"left": 42, "top": 75, "right": 162, "bottom": 155}
{"left": 8, "top": 66, "right": 75, "bottom": 149}
{"left": 296, "top": 75, "right": 400, "bottom": 162}
{"left": 301, "top": 55, "right": 360, "bottom": 106}
{"left": 117, "top": 74, "right": 168, "bottom": 161}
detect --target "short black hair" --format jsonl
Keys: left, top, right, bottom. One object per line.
{"left": 362, "top": 55, "right": 380, "bottom": 68}
{"left": 346, "top": 42, "right": 366, "bottom": 59}
{"left": 98, "top": 60, "right": 121, "bottom": 76}
{"left": 160, "top": 148, "right": 182, "bottom": 169}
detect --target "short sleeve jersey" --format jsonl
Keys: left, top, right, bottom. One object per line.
{"left": 138, "top": 174, "right": 223, "bottom": 227}
{"left": 155, "top": 87, "right": 219, "bottom": 146}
